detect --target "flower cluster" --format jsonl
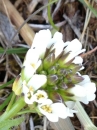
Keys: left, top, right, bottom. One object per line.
{"left": 12, "top": 29, "right": 96, "bottom": 122}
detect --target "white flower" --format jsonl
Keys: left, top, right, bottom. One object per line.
{"left": 64, "top": 39, "right": 86, "bottom": 63}
{"left": 22, "top": 74, "right": 47, "bottom": 104}
{"left": 72, "top": 56, "right": 83, "bottom": 64}
{"left": 72, "top": 56, "right": 84, "bottom": 70}
{"left": 47, "top": 31, "right": 63, "bottom": 49}
{"left": 31, "top": 29, "right": 52, "bottom": 58}
{"left": 22, "top": 49, "right": 42, "bottom": 82}
{"left": 22, "top": 81, "right": 34, "bottom": 104}
{"left": 33, "top": 90, "right": 48, "bottom": 103}
{"left": 47, "top": 31, "right": 68, "bottom": 59}
{"left": 38, "top": 99, "right": 76, "bottom": 122}
{"left": 68, "top": 75, "right": 96, "bottom": 104}
{"left": 78, "top": 75, "right": 96, "bottom": 104}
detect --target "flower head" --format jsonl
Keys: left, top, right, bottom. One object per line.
{"left": 12, "top": 29, "right": 96, "bottom": 122}
{"left": 33, "top": 90, "right": 48, "bottom": 103}
{"left": 67, "top": 75, "right": 96, "bottom": 104}
{"left": 38, "top": 99, "right": 76, "bottom": 122}
{"left": 22, "top": 74, "right": 47, "bottom": 104}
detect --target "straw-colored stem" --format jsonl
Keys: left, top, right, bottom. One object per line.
{"left": 0, "top": 0, "right": 35, "bottom": 46}
{"left": 50, "top": 118, "right": 75, "bottom": 130}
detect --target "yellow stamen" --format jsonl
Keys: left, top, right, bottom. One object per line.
{"left": 29, "top": 86, "right": 34, "bottom": 92}
{"left": 37, "top": 94, "right": 45, "bottom": 100}
{"left": 31, "top": 63, "right": 36, "bottom": 68}
{"left": 41, "top": 105, "right": 52, "bottom": 113}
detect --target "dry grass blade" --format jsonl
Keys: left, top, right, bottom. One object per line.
{"left": 0, "top": 0, "right": 35, "bottom": 46}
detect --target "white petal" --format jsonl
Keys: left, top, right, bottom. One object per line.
{"left": 65, "top": 101, "right": 76, "bottom": 109}
{"left": 79, "top": 66, "right": 85, "bottom": 71}
{"left": 63, "top": 41, "right": 71, "bottom": 48}
{"left": 72, "top": 56, "right": 83, "bottom": 64}
{"left": 68, "top": 85, "right": 86, "bottom": 97}
{"left": 22, "top": 64, "right": 36, "bottom": 81}
{"left": 53, "top": 31, "right": 63, "bottom": 41}
{"left": 24, "top": 94, "right": 34, "bottom": 104}
{"left": 65, "top": 108, "right": 77, "bottom": 117}
{"left": 78, "top": 75, "right": 91, "bottom": 85}
{"left": 74, "top": 49, "right": 86, "bottom": 56}
{"left": 51, "top": 40, "right": 64, "bottom": 58}
{"left": 79, "top": 96, "right": 89, "bottom": 104}
{"left": 22, "top": 81, "right": 29, "bottom": 94}
{"left": 64, "top": 39, "right": 82, "bottom": 53}
{"left": 45, "top": 113, "right": 58, "bottom": 122}
{"left": 84, "top": 83, "right": 96, "bottom": 93}
{"left": 28, "top": 74, "right": 47, "bottom": 90}
{"left": 31, "top": 29, "right": 51, "bottom": 57}
{"left": 51, "top": 103, "right": 68, "bottom": 119}
{"left": 87, "top": 94, "right": 96, "bottom": 101}
{"left": 64, "top": 49, "right": 85, "bottom": 63}
{"left": 22, "top": 59, "right": 42, "bottom": 82}
{"left": 64, "top": 52, "right": 75, "bottom": 63}
{"left": 23, "top": 48, "right": 39, "bottom": 66}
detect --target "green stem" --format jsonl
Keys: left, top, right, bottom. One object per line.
{"left": 74, "top": 101, "right": 97, "bottom": 130}
{"left": 0, "top": 96, "right": 26, "bottom": 122}
{"left": 6, "top": 92, "right": 16, "bottom": 111}
{"left": 47, "top": 0, "right": 59, "bottom": 30}
{"left": 17, "top": 109, "right": 36, "bottom": 115}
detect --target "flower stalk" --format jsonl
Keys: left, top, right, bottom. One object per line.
{"left": 0, "top": 96, "right": 26, "bottom": 122}
{"left": 50, "top": 118, "right": 75, "bottom": 130}
{"left": 74, "top": 101, "right": 97, "bottom": 130}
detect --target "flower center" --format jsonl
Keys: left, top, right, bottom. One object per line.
{"left": 29, "top": 86, "right": 34, "bottom": 92}
{"left": 36, "top": 94, "right": 45, "bottom": 100}
{"left": 31, "top": 63, "right": 36, "bottom": 68}
{"left": 27, "top": 86, "right": 34, "bottom": 99}
{"left": 41, "top": 105, "right": 52, "bottom": 113}
{"left": 27, "top": 92, "right": 32, "bottom": 99}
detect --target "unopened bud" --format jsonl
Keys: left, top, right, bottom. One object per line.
{"left": 43, "top": 53, "right": 55, "bottom": 69}
{"left": 12, "top": 75, "right": 22, "bottom": 95}
{"left": 47, "top": 74, "right": 58, "bottom": 85}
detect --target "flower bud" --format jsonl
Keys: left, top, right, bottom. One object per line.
{"left": 58, "top": 52, "right": 71, "bottom": 68}
{"left": 12, "top": 75, "right": 22, "bottom": 95}
{"left": 70, "top": 74, "right": 84, "bottom": 84}
{"left": 40, "top": 70, "right": 47, "bottom": 75}
{"left": 67, "top": 64, "right": 82, "bottom": 73}
{"left": 48, "top": 66, "right": 57, "bottom": 74}
{"left": 47, "top": 75, "right": 59, "bottom": 85}
{"left": 57, "top": 69, "right": 67, "bottom": 76}
{"left": 43, "top": 53, "right": 55, "bottom": 69}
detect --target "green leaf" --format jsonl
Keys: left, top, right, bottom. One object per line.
{"left": 0, "top": 117, "right": 25, "bottom": 130}
{"left": 78, "top": 0, "right": 97, "bottom": 17}
{"left": 0, "top": 47, "right": 28, "bottom": 54}
{"left": 0, "top": 93, "right": 13, "bottom": 112}
{"left": 0, "top": 78, "right": 15, "bottom": 89}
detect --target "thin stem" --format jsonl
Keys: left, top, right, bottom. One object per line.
{"left": 47, "top": 0, "right": 59, "bottom": 30}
